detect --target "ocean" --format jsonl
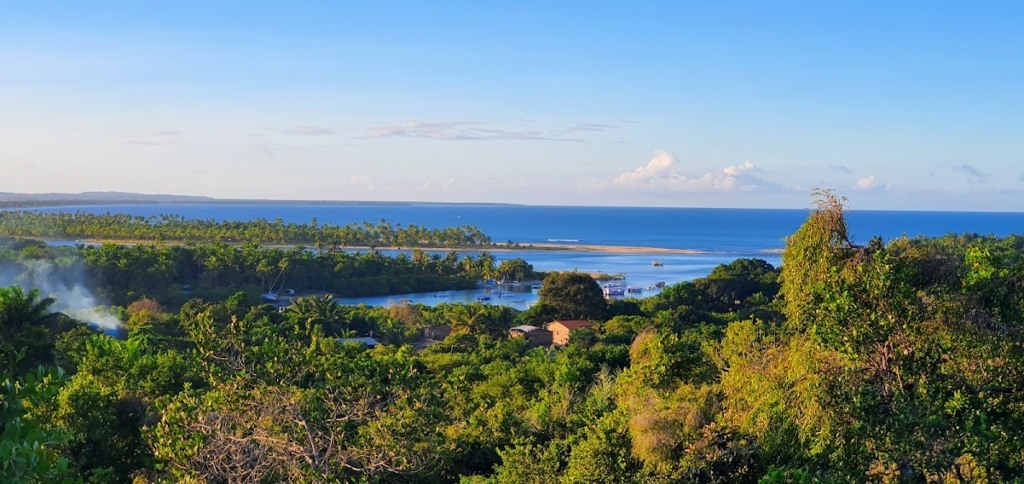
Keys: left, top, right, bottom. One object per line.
{"left": 25, "top": 203, "right": 1024, "bottom": 309}
{"left": 29, "top": 203, "right": 1024, "bottom": 252}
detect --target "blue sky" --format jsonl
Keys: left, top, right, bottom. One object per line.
{"left": 3, "top": 1, "right": 1023, "bottom": 210}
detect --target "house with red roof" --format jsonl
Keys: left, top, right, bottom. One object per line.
{"left": 545, "top": 320, "right": 594, "bottom": 347}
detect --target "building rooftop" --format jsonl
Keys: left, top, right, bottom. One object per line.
{"left": 548, "top": 320, "right": 594, "bottom": 331}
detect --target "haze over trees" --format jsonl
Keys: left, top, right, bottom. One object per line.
{"left": 0, "top": 236, "right": 540, "bottom": 308}
{"left": 4, "top": 193, "right": 1024, "bottom": 481}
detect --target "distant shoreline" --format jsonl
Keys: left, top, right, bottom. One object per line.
{"left": 523, "top": 242, "right": 705, "bottom": 255}
{"left": 26, "top": 236, "right": 785, "bottom": 256}
{"left": 0, "top": 198, "right": 522, "bottom": 209}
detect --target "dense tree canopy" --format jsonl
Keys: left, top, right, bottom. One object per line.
{"left": 537, "top": 271, "right": 608, "bottom": 321}
{"left": 5, "top": 195, "right": 1024, "bottom": 481}
{"left": 0, "top": 210, "right": 493, "bottom": 248}
{"left": 0, "top": 235, "right": 543, "bottom": 309}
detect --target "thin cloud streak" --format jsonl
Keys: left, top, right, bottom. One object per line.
{"left": 952, "top": 163, "right": 991, "bottom": 180}
{"left": 362, "top": 120, "right": 592, "bottom": 142}
{"left": 286, "top": 125, "right": 338, "bottom": 136}
{"left": 122, "top": 130, "right": 181, "bottom": 146}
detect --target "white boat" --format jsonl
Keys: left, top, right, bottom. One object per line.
{"left": 603, "top": 283, "right": 625, "bottom": 297}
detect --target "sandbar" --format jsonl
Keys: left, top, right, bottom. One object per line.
{"left": 518, "top": 243, "right": 706, "bottom": 255}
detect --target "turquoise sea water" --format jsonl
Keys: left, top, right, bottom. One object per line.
{"left": 29, "top": 203, "right": 1024, "bottom": 252}
{"left": 26, "top": 203, "right": 1024, "bottom": 308}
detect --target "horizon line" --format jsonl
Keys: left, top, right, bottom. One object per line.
{"left": 3, "top": 191, "right": 1024, "bottom": 214}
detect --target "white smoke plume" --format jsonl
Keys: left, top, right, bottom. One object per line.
{"left": 1, "top": 259, "right": 123, "bottom": 333}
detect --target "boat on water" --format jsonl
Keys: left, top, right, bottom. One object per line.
{"left": 627, "top": 285, "right": 643, "bottom": 294}
{"left": 531, "top": 283, "right": 542, "bottom": 290}
{"left": 261, "top": 292, "right": 280, "bottom": 302}
{"left": 651, "top": 261, "right": 664, "bottom": 267}
{"left": 603, "top": 282, "right": 625, "bottom": 297}
{"left": 433, "top": 292, "right": 448, "bottom": 298}
{"left": 490, "top": 289, "right": 506, "bottom": 296}
{"left": 511, "top": 297, "right": 526, "bottom": 303}
{"left": 477, "top": 295, "right": 492, "bottom": 301}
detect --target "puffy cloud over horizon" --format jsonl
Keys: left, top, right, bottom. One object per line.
{"left": 856, "top": 175, "right": 878, "bottom": 190}
{"left": 585, "top": 150, "right": 778, "bottom": 193}
{"left": 854, "top": 175, "right": 890, "bottom": 193}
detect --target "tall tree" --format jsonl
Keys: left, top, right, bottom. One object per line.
{"left": 537, "top": 272, "right": 608, "bottom": 321}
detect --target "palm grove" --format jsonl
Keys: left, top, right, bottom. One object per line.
{"left": 3, "top": 194, "right": 1024, "bottom": 481}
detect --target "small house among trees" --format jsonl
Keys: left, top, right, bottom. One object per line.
{"left": 545, "top": 320, "right": 594, "bottom": 347}
{"left": 508, "top": 325, "right": 553, "bottom": 347}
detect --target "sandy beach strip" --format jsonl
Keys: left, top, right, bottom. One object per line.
{"left": 520, "top": 243, "right": 707, "bottom": 254}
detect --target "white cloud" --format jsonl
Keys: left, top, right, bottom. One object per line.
{"left": 855, "top": 175, "right": 877, "bottom": 190}
{"left": 854, "top": 175, "right": 889, "bottom": 192}
{"left": 588, "top": 150, "right": 775, "bottom": 193}
{"left": 613, "top": 150, "right": 677, "bottom": 185}
{"left": 443, "top": 177, "right": 455, "bottom": 192}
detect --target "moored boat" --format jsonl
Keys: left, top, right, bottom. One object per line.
{"left": 603, "top": 282, "right": 625, "bottom": 297}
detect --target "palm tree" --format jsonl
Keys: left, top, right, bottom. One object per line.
{"left": 447, "top": 302, "right": 493, "bottom": 336}
{"left": 0, "top": 286, "right": 63, "bottom": 371}
{"left": 286, "top": 295, "right": 345, "bottom": 334}
{"left": 0, "top": 286, "right": 58, "bottom": 340}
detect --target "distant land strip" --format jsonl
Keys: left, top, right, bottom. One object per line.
{"left": 28, "top": 236, "right": 714, "bottom": 255}
{"left": 0, "top": 191, "right": 521, "bottom": 208}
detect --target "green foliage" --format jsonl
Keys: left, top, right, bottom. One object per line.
{"left": 780, "top": 189, "right": 857, "bottom": 332}
{"left": 695, "top": 258, "right": 780, "bottom": 313}
{"left": 0, "top": 286, "right": 62, "bottom": 373}
{"left": 538, "top": 272, "right": 608, "bottom": 321}
{"left": 6, "top": 194, "right": 1024, "bottom": 481}
{"left": 0, "top": 210, "right": 492, "bottom": 248}
{"left": 1, "top": 358, "right": 74, "bottom": 483}
{"left": 495, "top": 258, "right": 538, "bottom": 282}
{"left": 562, "top": 412, "right": 638, "bottom": 483}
